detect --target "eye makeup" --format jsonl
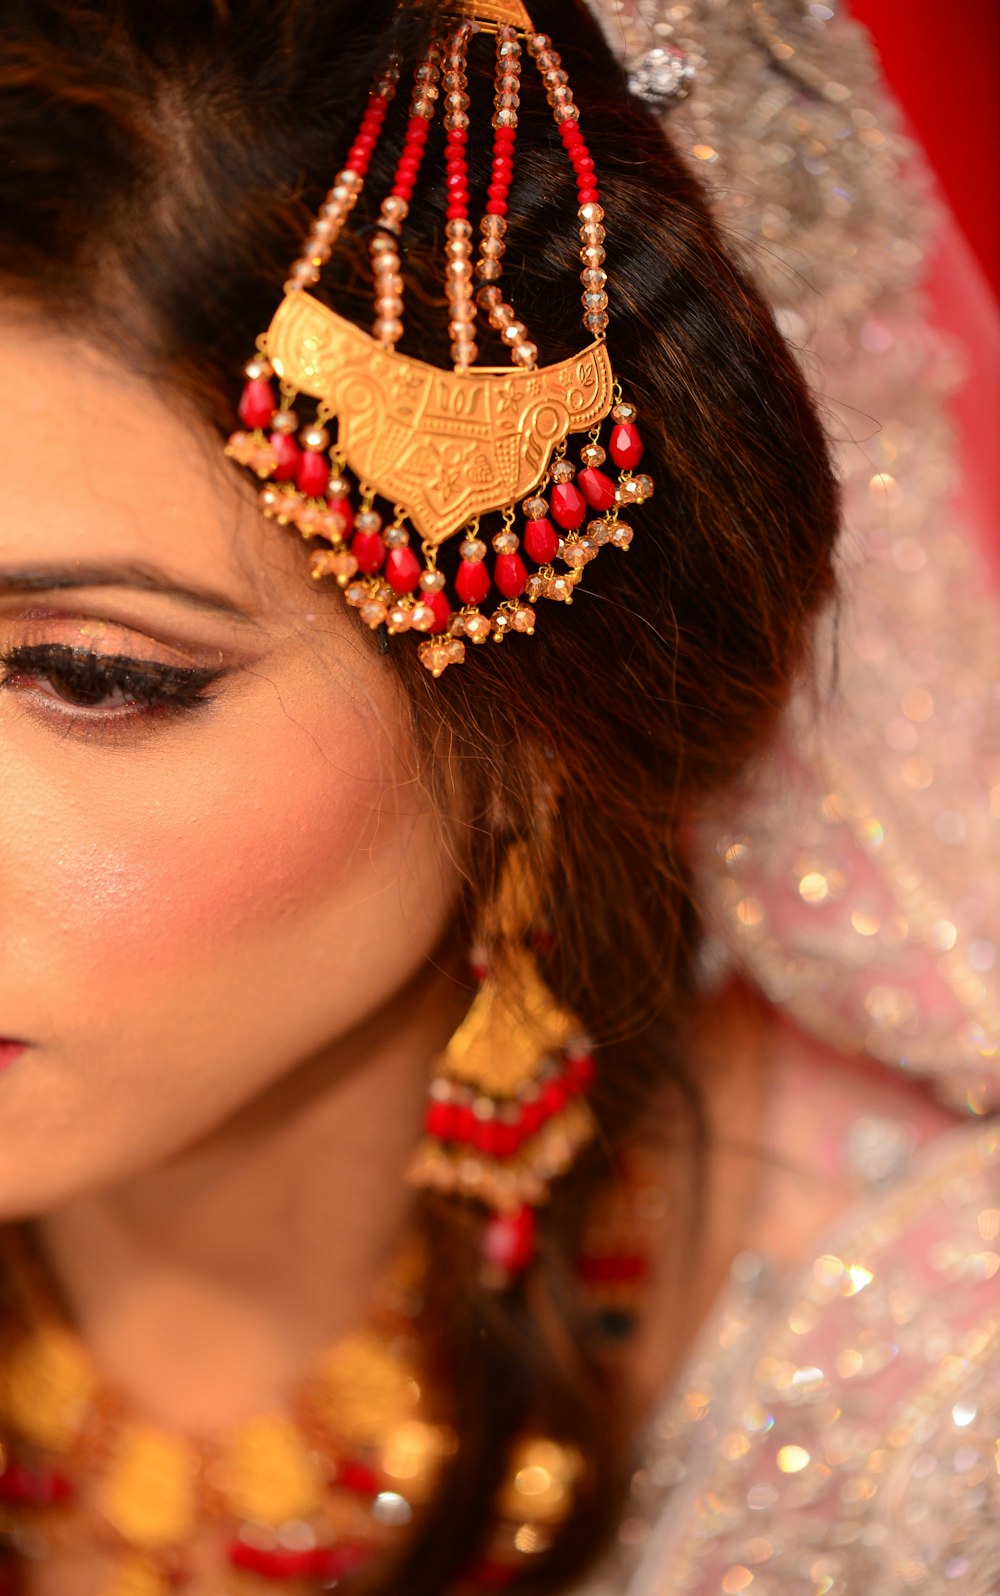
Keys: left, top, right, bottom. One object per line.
{"left": 0, "top": 642, "right": 228, "bottom": 737}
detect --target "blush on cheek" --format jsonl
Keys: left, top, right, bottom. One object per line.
{"left": 42, "top": 716, "right": 386, "bottom": 976}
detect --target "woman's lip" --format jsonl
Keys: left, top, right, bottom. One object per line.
{"left": 0, "top": 1039, "right": 30, "bottom": 1071}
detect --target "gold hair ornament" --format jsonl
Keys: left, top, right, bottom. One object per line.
{"left": 224, "top": 0, "right": 655, "bottom": 673}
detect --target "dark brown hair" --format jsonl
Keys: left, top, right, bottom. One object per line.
{"left": 0, "top": 1, "right": 839, "bottom": 1588}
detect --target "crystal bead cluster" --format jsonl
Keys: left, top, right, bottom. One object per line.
{"left": 228, "top": 375, "right": 653, "bottom": 678}
{"left": 224, "top": 0, "right": 656, "bottom": 677}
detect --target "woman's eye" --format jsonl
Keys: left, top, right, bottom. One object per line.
{"left": 0, "top": 643, "right": 223, "bottom": 724}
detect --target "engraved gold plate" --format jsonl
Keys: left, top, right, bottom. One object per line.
{"left": 442, "top": 948, "right": 577, "bottom": 1097}
{"left": 434, "top": 0, "right": 535, "bottom": 30}
{"left": 266, "top": 293, "right": 615, "bottom": 545}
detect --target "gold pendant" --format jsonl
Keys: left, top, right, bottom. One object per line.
{"left": 97, "top": 1423, "right": 198, "bottom": 1549}
{"left": 217, "top": 1413, "right": 325, "bottom": 1525}
{"left": 265, "top": 294, "right": 615, "bottom": 545}
{"left": 442, "top": 948, "right": 576, "bottom": 1098}
{"left": 306, "top": 1331, "right": 418, "bottom": 1452}
{"left": 3, "top": 1323, "right": 98, "bottom": 1451}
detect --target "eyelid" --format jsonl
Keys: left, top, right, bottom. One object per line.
{"left": 0, "top": 642, "right": 228, "bottom": 738}
{"left": 1, "top": 604, "right": 247, "bottom": 670}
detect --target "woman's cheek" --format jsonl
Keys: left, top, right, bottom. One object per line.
{"left": 23, "top": 692, "right": 406, "bottom": 995}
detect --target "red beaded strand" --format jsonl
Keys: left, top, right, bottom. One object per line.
{"left": 284, "top": 59, "right": 400, "bottom": 296}
{"left": 225, "top": 13, "right": 658, "bottom": 683}
{"left": 371, "top": 39, "right": 443, "bottom": 348}
{"left": 526, "top": 32, "right": 609, "bottom": 340}
{"left": 443, "top": 22, "right": 478, "bottom": 369}
{"left": 472, "top": 25, "right": 538, "bottom": 370}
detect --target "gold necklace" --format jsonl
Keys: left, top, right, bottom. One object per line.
{"left": 0, "top": 1224, "right": 585, "bottom": 1595}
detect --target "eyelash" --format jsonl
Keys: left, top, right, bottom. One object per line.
{"left": 0, "top": 643, "right": 224, "bottom": 737}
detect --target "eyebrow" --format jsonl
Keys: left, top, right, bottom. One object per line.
{"left": 0, "top": 562, "right": 261, "bottom": 624}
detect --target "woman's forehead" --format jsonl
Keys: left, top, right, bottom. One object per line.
{"left": 1, "top": 318, "right": 280, "bottom": 619}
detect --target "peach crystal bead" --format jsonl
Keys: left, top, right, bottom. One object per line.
{"left": 310, "top": 549, "right": 358, "bottom": 585}
{"left": 417, "top": 637, "right": 466, "bottom": 676}
{"left": 463, "top": 613, "right": 492, "bottom": 644}
{"left": 410, "top": 603, "right": 436, "bottom": 632}
{"left": 386, "top": 604, "right": 412, "bottom": 633}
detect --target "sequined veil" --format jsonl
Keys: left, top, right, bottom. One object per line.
{"left": 587, "top": 0, "right": 1000, "bottom": 1115}
{"left": 570, "top": 0, "right": 1000, "bottom": 1589}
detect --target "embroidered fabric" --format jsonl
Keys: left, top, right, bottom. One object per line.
{"left": 572, "top": 3, "right": 1000, "bottom": 1589}
{"left": 589, "top": 0, "right": 1000, "bottom": 1114}
{"left": 578, "top": 1116, "right": 1000, "bottom": 1593}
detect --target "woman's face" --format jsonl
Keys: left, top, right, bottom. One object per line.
{"left": 0, "top": 318, "right": 458, "bottom": 1218}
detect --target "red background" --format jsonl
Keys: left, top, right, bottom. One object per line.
{"left": 850, "top": 0, "right": 1000, "bottom": 297}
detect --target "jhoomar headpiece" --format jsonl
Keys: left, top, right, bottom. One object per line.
{"left": 225, "top": 0, "right": 653, "bottom": 676}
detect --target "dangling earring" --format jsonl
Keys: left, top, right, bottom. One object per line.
{"left": 407, "top": 848, "right": 596, "bottom": 1285}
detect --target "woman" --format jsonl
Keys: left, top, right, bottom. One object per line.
{"left": 0, "top": 2, "right": 995, "bottom": 1595}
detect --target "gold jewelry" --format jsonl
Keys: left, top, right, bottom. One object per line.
{"left": 224, "top": 0, "right": 656, "bottom": 675}
{"left": 407, "top": 846, "right": 597, "bottom": 1284}
{"left": 0, "top": 1224, "right": 586, "bottom": 1592}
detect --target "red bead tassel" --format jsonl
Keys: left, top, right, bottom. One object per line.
{"left": 443, "top": 22, "right": 478, "bottom": 368}
{"left": 371, "top": 40, "right": 443, "bottom": 348}
{"left": 527, "top": 32, "right": 609, "bottom": 342}
{"left": 284, "top": 60, "right": 400, "bottom": 295}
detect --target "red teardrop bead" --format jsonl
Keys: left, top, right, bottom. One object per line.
{"left": 493, "top": 1120, "right": 519, "bottom": 1159}
{"left": 453, "top": 1104, "right": 476, "bottom": 1144}
{"left": 327, "top": 496, "right": 354, "bottom": 533}
{"left": 427, "top": 589, "right": 452, "bottom": 633}
{"left": 229, "top": 1542, "right": 318, "bottom": 1576}
{"left": 566, "top": 1049, "right": 596, "bottom": 1090}
{"left": 0, "top": 1462, "right": 74, "bottom": 1505}
{"left": 455, "top": 558, "right": 491, "bottom": 607}
{"left": 482, "top": 1205, "right": 536, "bottom": 1274}
{"left": 549, "top": 481, "right": 586, "bottom": 530}
{"left": 296, "top": 450, "right": 330, "bottom": 498}
{"left": 238, "top": 377, "right": 275, "bottom": 430}
{"left": 577, "top": 466, "right": 616, "bottom": 511}
{"left": 524, "top": 517, "right": 560, "bottom": 563}
{"left": 269, "top": 431, "right": 300, "bottom": 482}
{"left": 520, "top": 1099, "right": 543, "bottom": 1138}
{"left": 609, "top": 422, "right": 644, "bottom": 469}
{"left": 426, "top": 1100, "right": 457, "bottom": 1141}
{"left": 351, "top": 531, "right": 385, "bottom": 574}
{"left": 337, "top": 1459, "right": 381, "bottom": 1496}
{"left": 494, "top": 552, "right": 528, "bottom": 598}
{"left": 385, "top": 545, "right": 422, "bottom": 594}
{"left": 473, "top": 1117, "right": 497, "bottom": 1156}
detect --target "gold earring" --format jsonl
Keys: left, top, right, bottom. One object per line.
{"left": 407, "top": 848, "right": 595, "bottom": 1283}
